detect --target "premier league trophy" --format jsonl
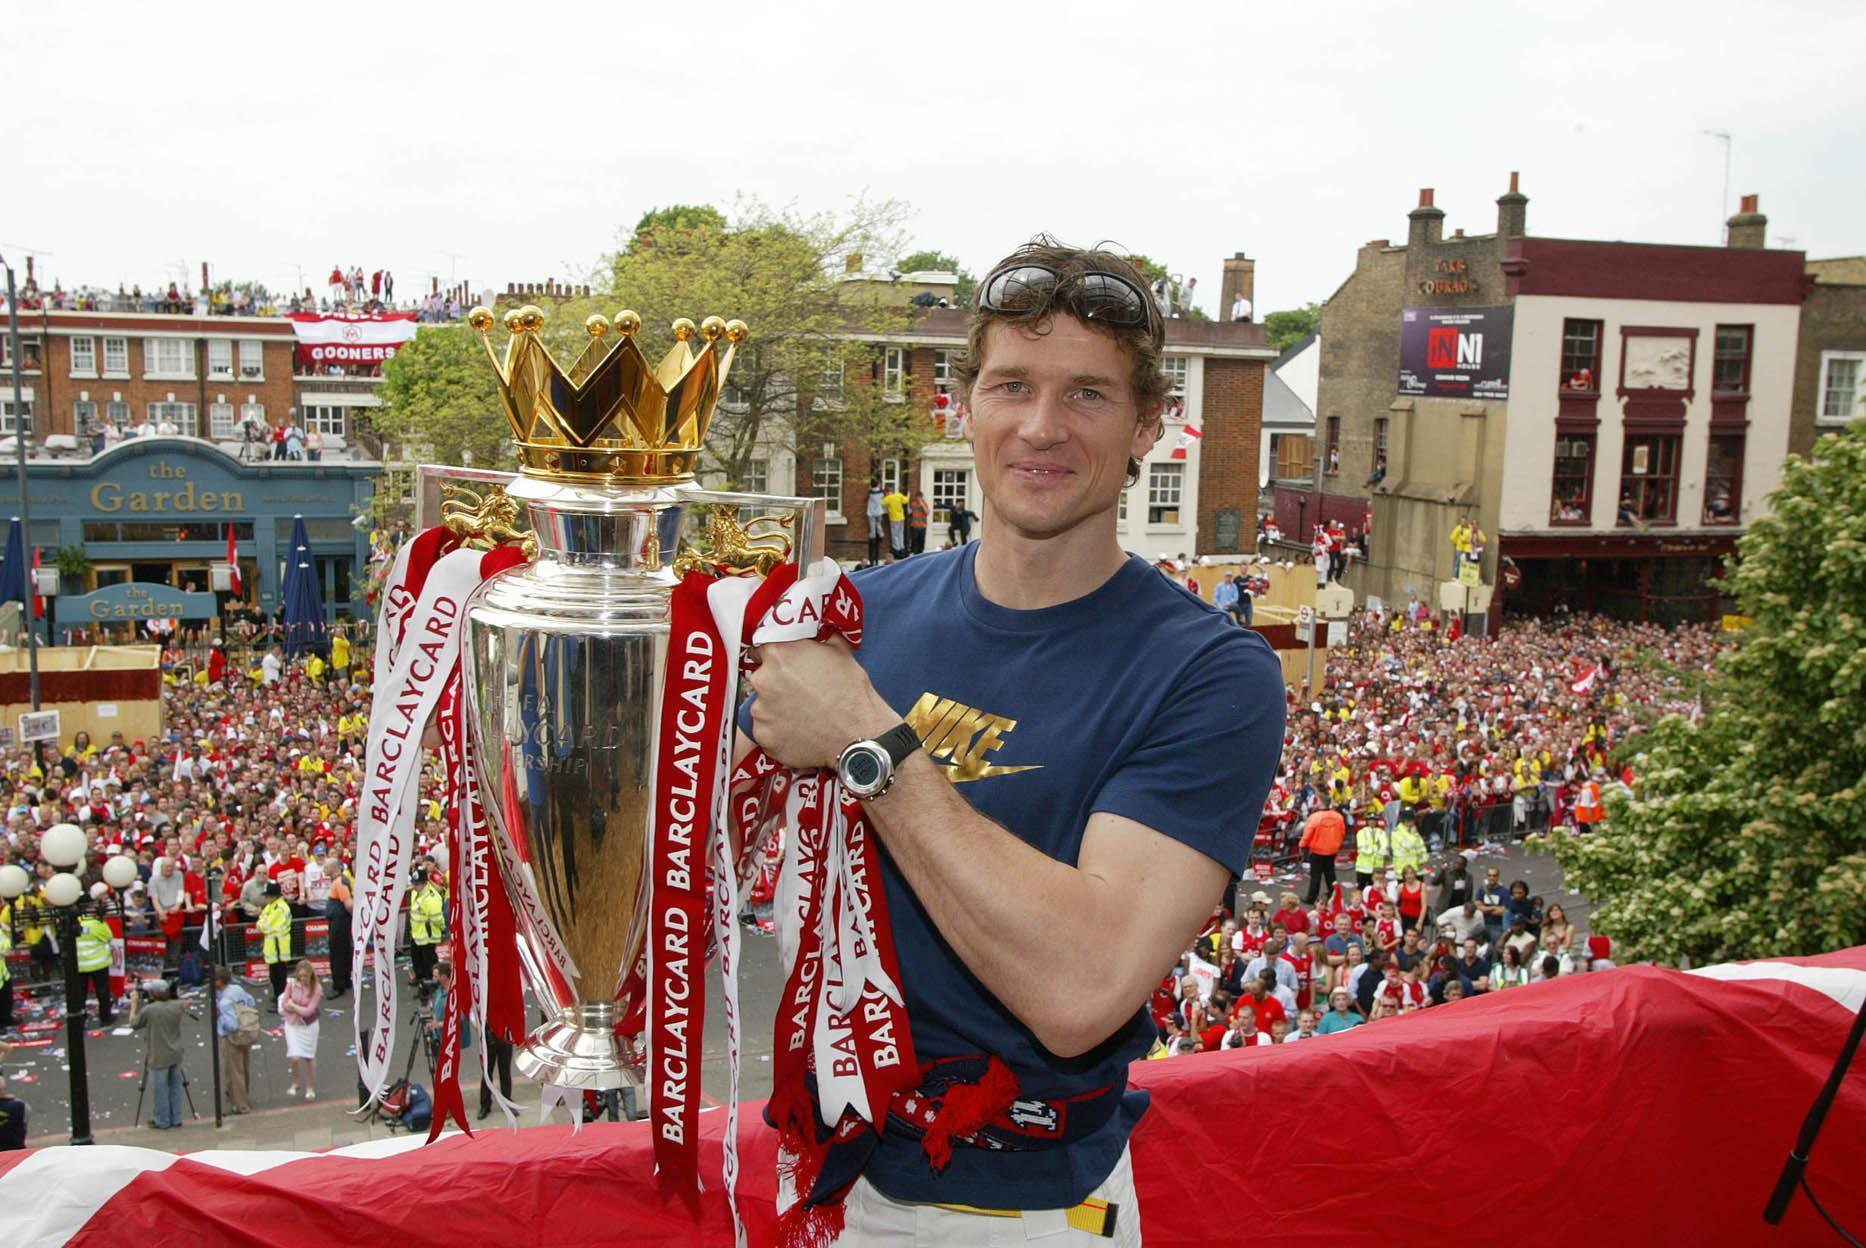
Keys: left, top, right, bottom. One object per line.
{"left": 451, "top": 303, "right": 823, "bottom": 1091}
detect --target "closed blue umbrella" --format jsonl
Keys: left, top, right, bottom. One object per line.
{"left": 0, "top": 517, "right": 25, "bottom": 611}
{"left": 281, "top": 514, "right": 327, "bottom": 659}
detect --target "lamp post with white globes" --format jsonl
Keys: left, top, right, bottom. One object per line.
{"left": 0, "top": 822, "right": 141, "bottom": 1145}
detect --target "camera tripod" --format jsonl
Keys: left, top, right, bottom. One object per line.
{"left": 133, "top": 1045, "right": 200, "bottom": 1127}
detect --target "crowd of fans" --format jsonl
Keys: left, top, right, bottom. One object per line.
{"left": 3, "top": 267, "right": 470, "bottom": 322}
{"left": 1151, "top": 601, "right": 1719, "bottom": 1055}
{"left": 0, "top": 548, "right": 1722, "bottom": 1115}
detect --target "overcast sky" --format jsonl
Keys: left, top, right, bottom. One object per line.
{"left": 8, "top": 1, "right": 1861, "bottom": 316}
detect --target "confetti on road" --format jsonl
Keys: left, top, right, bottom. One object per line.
{"left": 112, "top": 1028, "right": 134, "bottom": 1036}
{"left": 13, "top": 1074, "right": 36, "bottom": 1084}
{"left": 10, "top": 1038, "right": 54, "bottom": 1049}
{"left": 119, "top": 1070, "right": 138, "bottom": 1079}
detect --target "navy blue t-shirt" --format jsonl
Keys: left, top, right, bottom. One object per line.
{"left": 749, "top": 545, "right": 1285, "bottom": 1209}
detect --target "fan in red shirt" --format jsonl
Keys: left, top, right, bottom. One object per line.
{"left": 1235, "top": 976, "right": 1287, "bottom": 1035}
{"left": 1272, "top": 891, "right": 1310, "bottom": 937}
{"left": 1279, "top": 932, "right": 1316, "bottom": 1010}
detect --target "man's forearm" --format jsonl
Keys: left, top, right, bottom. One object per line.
{"left": 864, "top": 754, "right": 1186, "bottom": 1058}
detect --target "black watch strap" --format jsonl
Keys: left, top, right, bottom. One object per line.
{"left": 874, "top": 721, "right": 921, "bottom": 767}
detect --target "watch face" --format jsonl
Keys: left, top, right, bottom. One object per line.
{"left": 844, "top": 750, "right": 883, "bottom": 790}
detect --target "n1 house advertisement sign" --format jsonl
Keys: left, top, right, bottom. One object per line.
{"left": 1399, "top": 306, "right": 1513, "bottom": 399}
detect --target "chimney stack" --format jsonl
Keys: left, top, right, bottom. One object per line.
{"left": 1408, "top": 187, "right": 1445, "bottom": 249}
{"left": 1496, "top": 170, "right": 1528, "bottom": 240}
{"left": 1219, "top": 252, "right": 1256, "bottom": 321}
{"left": 1726, "top": 193, "right": 1767, "bottom": 249}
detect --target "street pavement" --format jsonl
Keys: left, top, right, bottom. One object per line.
{"left": 11, "top": 841, "right": 1583, "bottom": 1153}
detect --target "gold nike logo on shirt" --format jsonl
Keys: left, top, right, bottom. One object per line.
{"left": 903, "top": 692, "right": 1044, "bottom": 784}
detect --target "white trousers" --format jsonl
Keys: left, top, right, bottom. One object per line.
{"left": 832, "top": 1146, "right": 1141, "bottom": 1247}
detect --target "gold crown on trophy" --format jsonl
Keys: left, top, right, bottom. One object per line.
{"left": 468, "top": 303, "right": 746, "bottom": 484}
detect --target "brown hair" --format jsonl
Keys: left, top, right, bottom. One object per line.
{"left": 956, "top": 237, "right": 1169, "bottom": 480}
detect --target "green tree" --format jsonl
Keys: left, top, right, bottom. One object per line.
{"left": 374, "top": 325, "right": 509, "bottom": 469}
{"left": 1263, "top": 303, "right": 1322, "bottom": 355}
{"left": 897, "top": 249, "right": 976, "bottom": 307}
{"left": 1553, "top": 419, "right": 1866, "bottom": 964}
{"left": 595, "top": 196, "right": 931, "bottom": 489}
{"left": 625, "top": 204, "right": 730, "bottom": 255}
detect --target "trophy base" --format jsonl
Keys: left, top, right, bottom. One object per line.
{"left": 516, "top": 1003, "right": 638, "bottom": 1091}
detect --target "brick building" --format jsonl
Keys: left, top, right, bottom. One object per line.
{"left": 1299, "top": 179, "right": 1812, "bottom": 624}
{"left": 1790, "top": 255, "right": 1866, "bottom": 456}
{"left": 0, "top": 302, "right": 382, "bottom": 618}
{"left": 3, "top": 308, "right": 298, "bottom": 446}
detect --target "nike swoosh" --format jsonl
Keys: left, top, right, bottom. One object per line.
{"left": 936, "top": 762, "right": 1045, "bottom": 784}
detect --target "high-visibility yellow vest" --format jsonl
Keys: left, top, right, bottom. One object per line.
{"left": 258, "top": 898, "right": 294, "bottom": 963}
{"left": 1354, "top": 825, "right": 1390, "bottom": 873}
{"left": 409, "top": 886, "right": 444, "bottom": 945}
{"left": 76, "top": 916, "right": 114, "bottom": 973}
{"left": 0, "top": 916, "right": 11, "bottom": 987}
{"left": 1390, "top": 825, "right": 1427, "bottom": 874}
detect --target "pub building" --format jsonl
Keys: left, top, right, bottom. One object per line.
{"left": 1296, "top": 178, "right": 1808, "bottom": 624}
{"left": 1, "top": 438, "right": 377, "bottom": 637}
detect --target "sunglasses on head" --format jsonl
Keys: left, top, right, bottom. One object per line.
{"left": 976, "top": 263, "right": 1161, "bottom": 336}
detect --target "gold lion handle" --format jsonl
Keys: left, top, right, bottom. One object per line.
{"left": 674, "top": 490, "right": 827, "bottom": 579}
{"left": 440, "top": 480, "right": 538, "bottom": 560}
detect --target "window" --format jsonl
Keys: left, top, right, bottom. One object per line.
{"left": 812, "top": 364, "right": 844, "bottom": 405}
{"left": 1147, "top": 462, "right": 1184, "bottom": 525}
{"left": 238, "top": 339, "right": 264, "bottom": 380}
{"left": 301, "top": 405, "right": 347, "bottom": 436}
{"left": 73, "top": 399, "right": 98, "bottom": 430}
{"left": 106, "top": 400, "right": 131, "bottom": 428}
{"left": 103, "top": 336, "right": 129, "bottom": 375}
{"left": 0, "top": 396, "right": 33, "bottom": 434}
{"left": 1703, "top": 435, "right": 1743, "bottom": 525}
{"left": 1323, "top": 415, "right": 1341, "bottom": 476}
{"left": 1712, "top": 325, "right": 1751, "bottom": 394}
{"left": 149, "top": 401, "right": 198, "bottom": 435}
{"left": 741, "top": 458, "right": 769, "bottom": 493}
{"left": 1161, "top": 356, "right": 1190, "bottom": 398}
{"left": 1117, "top": 488, "right": 1128, "bottom": 524}
{"left": 207, "top": 339, "right": 235, "bottom": 379}
{"left": 145, "top": 337, "right": 193, "bottom": 378}
{"left": 809, "top": 457, "right": 843, "bottom": 515}
{"left": 70, "top": 336, "right": 97, "bottom": 376}
{"left": 1550, "top": 433, "right": 1595, "bottom": 524}
{"left": 883, "top": 347, "right": 907, "bottom": 401}
{"left": 931, "top": 468, "right": 969, "bottom": 521}
{"left": 1817, "top": 351, "right": 1864, "bottom": 425}
{"left": 876, "top": 457, "right": 903, "bottom": 496}
{"left": 932, "top": 350, "right": 957, "bottom": 396}
{"left": 0, "top": 337, "right": 42, "bottom": 371}
{"left": 1372, "top": 417, "right": 1389, "bottom": 478}
{"left": 208, "top": 401, "right": 237, "bottom": 439}
{"left": 1560, "top": 318, "right": 1603, "bottom": 391}
{"left": 1617, "top": 433, "right": 1680, "bottom": 525}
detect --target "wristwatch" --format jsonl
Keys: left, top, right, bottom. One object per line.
{"left": 836, "top": 722, "right": 921, "bottom": 801}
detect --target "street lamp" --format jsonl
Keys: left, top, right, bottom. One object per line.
{"left": 0, "top": 822, "right": 139, "bottom": 1146}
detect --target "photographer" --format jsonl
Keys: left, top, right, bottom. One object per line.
{"left": 129, "top": 979, "right": 190, "bottom": 1130}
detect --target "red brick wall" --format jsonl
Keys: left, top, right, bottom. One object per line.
{"left": 32, "top": 329, "right": 297, "bottom": 439}
{"left": 1196, "top": 357, "right": 1266, "bottom": 555}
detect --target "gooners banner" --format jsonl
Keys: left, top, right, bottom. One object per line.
{"left": 1398, "top": 305, "right": 1514, "bottom": 400}
{"left": 287, "top": 312, "right": 418, "bottom": 369}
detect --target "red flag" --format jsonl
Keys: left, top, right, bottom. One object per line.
{"left": 30, "top": 547, "right": 43, "bottom": 620}
{"left": 226, "top": 524, "right": 243, "bottom": 597}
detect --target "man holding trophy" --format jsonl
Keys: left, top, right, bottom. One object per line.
{"left": 745, "top": 240, "right": 1285, "bottom": 1245}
